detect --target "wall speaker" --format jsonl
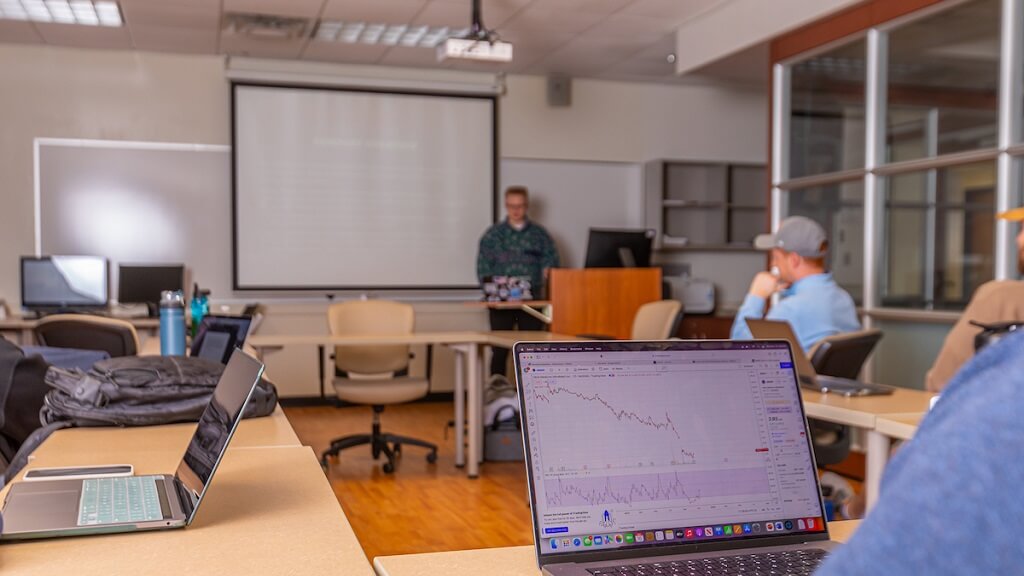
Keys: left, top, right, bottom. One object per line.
{"left": 547, "top": 75, "right": 572, "bottom": 107}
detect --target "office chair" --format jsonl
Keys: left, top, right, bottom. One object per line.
{"left": 577, "top": 300, "right": 684, "bottom": 340}
{"left": 808, "top": 329, "right": 884, "bottom": 466}
{"left": 33, "top": 314, "right": 140, "bottom": 358}
{"left": 630, "top": 300, "right": 684, "bottom": 340}
{"left": 320, "top": 300, "right": 438, "bottom": 474}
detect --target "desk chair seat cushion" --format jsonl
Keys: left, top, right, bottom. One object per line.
{"left": 33, "top": 314, "right": 140, "bottom": 358}
{"left": 631, "top": 300, "right": 683, "bottom": 340}
{"left": 332, "top": 377, "right": 430, "bottom": 406}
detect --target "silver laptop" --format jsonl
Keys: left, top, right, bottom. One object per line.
{"left": 514, "top": 340, "right": 838, "bottom": 576}
{"left": 746, "top": 319, "right": 892, "bottom": 397}
{"left": 1, "top": 349, "right": 265, "bottom": 540}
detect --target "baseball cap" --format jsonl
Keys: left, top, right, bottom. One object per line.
{"left": 754, "top": 216, "right": 828, "bottom": 258}
{"left": 997, "top": 207, "right": 1024, "bottom": 221}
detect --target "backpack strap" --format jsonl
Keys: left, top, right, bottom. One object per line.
{"left": 0, "top": 339, "right": 26, "bottom": 430}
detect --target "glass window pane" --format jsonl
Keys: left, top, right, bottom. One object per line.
{"left": 788, "top": 39, "right": 867, "bottom": 179}
{"left": 786, "top": 181, "right": 865, "bottom": 303}
{"left": 882, "top": 161, "right": 996, "bottom": 309}
{"left": 886, "top": 0, "right": 1001, "bottom": 162}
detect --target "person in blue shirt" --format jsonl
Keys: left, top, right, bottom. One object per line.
{"left": 730, "top": 216, "right": 860, "bottom": 351}
{"left": 815, "top": 329, "right": 1024, "bottom": 575}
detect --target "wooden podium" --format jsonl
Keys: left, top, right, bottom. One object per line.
{"left": 548, "top": 268, "right": 663, "bottom": 339}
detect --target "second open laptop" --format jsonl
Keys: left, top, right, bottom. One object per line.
{"left": 1, "top": 349, "right": 265, "bottom": 540}
{"left": 514, "top": 340, "right": 838, "bottom": 576}
{"left": 746, "top": 319, "right": 893, "bottom": 397}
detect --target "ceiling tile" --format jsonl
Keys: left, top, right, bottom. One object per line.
{"left": 34, "top": 23, "right": 134, "bottom": 49}
{"left": 501, "top": 6, "right": 606, "bottom": 37}
{"left": 220, "top": 34, "right": 307, "bottom": 58}
{"left": 320, "top": 0, "right": 428, "bottom": 23}
{"left": 377, "top": 44, "right": 449, "bottom": 68}
{"left": 302, "top": 40, "right": 391, "bottom": 64}
{"left": 222, "top": 0, "right": 326, "bottom": 19}
{"left": 618, "top": 0, "right": 722, "bottom": 22}
{"left": 585, "top": 13, "right": 676, "bottom": 41}
{"left": 121, "top": 1, "right": 220, "bottom": 29}
{"left": 413, "top": 0, "right": 523, "bottom": 29}
{"left": 527, "top": 0, "right": 633, "bottom": 16}
{"left": 0, "top": 20, "right": 44, "bottom": 44}
{"left": 131, "top": 25, "right": 218, "bottom": 53}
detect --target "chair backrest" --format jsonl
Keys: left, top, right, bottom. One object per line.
{"left": 328, "top": 301, "right": 414, "bottom": 375}
{"left": 33, "top": 314, "right": 139, "bottom": 358}
{"left": 809, "top": 329, "right": 883, "bottom": 379}
{"left": 630, "top": 300, "right": 683, "bottom": 340}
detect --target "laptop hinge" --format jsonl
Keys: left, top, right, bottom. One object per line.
{"left": 173, "top": 477, "right": 197, "bottom": 519}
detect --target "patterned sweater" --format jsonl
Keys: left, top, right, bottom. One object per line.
{"left": 476, "top": 219, "right": 560, "bottom": 297}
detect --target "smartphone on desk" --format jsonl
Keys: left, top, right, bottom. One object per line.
{"left": 23, "top": 465, "right": 134, "bottom": 481}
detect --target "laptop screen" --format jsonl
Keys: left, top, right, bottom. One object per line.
{"left": 515, "top": 340, "right": 827, "bottom": 559}
{"left": 175, "top": 349, "right": 264, "bottom": 521}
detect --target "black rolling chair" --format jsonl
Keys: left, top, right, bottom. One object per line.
{"left": 808, "top": 329, "right": 884, "bottom": 466}
{"left": 33, "top": 314, "right": 140, "bottom": 358}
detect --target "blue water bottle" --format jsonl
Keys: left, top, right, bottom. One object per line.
{"left": 160, "top": 290, "right": 187, "bottom": 356}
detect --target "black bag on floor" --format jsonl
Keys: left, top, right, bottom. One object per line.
{"left": 484, "top": 405, "right": 525, "bottom": 462}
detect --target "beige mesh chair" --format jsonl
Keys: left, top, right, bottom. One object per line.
{"left": 319, "top": 300, "right": 438, "bottom": 473}
{"left": 33, "top": 314, "right": 140, "bottom": 357}
{"left": 630, "top": 300, "right": 684, "bottom": 340}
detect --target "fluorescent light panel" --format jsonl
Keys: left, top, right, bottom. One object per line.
{"left": 0, "top": 0, "right": 121, "bottom": 25}
{"left": 315, "top": 20, "right": 468, "bottom": 49}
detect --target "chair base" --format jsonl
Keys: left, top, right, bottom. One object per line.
{"left": 320, "top": 406, "right": 438, "bottom": 474}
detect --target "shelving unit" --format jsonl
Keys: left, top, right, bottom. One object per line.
{"left": 645, "top": 160, "right": 768, "bottom": 250}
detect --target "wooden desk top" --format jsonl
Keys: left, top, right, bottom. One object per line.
{"left": 484, "top": 331, "right": 581, "bottom": 349}
{"left": 801, "top": 387, "right": 934, "bottom": 429}
{"left": 873, "top": 413, "right": 925, "bottom": 441}
{"left": 2, "top": 446, "right": 373, "bottom": 576}
{"left": 248, "top": 331, "right": 488, "bottom": 348}
{"left": 27, "top": 407, "right": 301, "bottom": 463}
{"left": 373, "top": 521, "right": 860, "bottom": 576}
{"left": 464, "top": 301, "right": 552, "bottom": 309}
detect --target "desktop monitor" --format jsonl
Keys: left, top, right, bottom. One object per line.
{"left": 20, "top": 255, "right": 109, "bottom": 312}
{"left": 584, "top": 228, "right": 655, "bottom": 268}
{"left": 117, "top": 264, "right": 185, "bottom": 317}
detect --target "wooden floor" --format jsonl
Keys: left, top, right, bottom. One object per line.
{"left": 283, "top": 402, "right": 534, "bottom": 561}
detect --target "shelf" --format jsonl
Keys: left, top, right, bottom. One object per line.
{"left": 657, "top": 244, "right": 762, "bottom": 253}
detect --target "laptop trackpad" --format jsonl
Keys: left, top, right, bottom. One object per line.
{"left": 3, "top": 480, "right": 81, "bottom": 532}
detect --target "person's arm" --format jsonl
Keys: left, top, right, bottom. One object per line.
{"left": 730, "top": 272, "right": 778, "bottom": 340}
{"left": 540, "top": 229, "right": 560, "bottom": 272}
{"left": 477, "top": 229, "right": 498, "bottom": 282}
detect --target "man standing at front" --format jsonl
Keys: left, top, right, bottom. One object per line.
{"left": 731, "top": 216, "right": 860, "bottom": 351}
{"left": 477, "top": 186, "right": 560, "bottom": 376}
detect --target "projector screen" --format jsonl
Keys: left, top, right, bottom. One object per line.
{"left": 232, "top": 83, "right": 496, "bottom": 290}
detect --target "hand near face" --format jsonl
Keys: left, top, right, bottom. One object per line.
{"left": 749, "top": 271, "right": 782, "bottom": 299}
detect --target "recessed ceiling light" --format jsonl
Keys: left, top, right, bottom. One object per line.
{"left": 0, "top": 0, "right": 121, "bottom": 25}
{"left": 314, "top": 20, "right": 468, "bottom": 49}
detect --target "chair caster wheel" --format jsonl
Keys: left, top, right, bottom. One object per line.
{"left": 393, "top": 443, "right": 402, "bottom": 454}
{"left": 426, "top": 452, "right": 438, "bottom": 464}
{"left": 382, "top": 462, "right": 395, "bottom": 474}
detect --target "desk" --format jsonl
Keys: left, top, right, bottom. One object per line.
{"left": 469, "top": 300, "right": 553, "bottom": 324}
{"left": 373, "top": 521, "right": 860, "bottom": 576}
{"left": 27, "top": 406, "right": 301, "bottom": 461}
{"left": 801, "top": 388, "right": 933, "bottom": 510}
{"left": 248, "top": 331, "right": 489, "bottom": 476}
{"left": 872, "top": 413, "right": 923, "bottom": 442}
{"left": 0, "top": 315, "right": 160, "bottom": 346}
{"left": 1, "top": 427, "right": 372, "bottom": 575}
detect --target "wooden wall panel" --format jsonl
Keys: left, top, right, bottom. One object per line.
{"left": 549, "top": 268, "right": 663, "bottom": 339}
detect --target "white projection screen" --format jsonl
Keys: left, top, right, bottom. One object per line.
{"left": 233, "top": 83, "right": 496, "bottom": 290}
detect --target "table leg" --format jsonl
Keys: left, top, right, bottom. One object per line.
{"left": 475, "top": 344, "right": 486, "bottom": 466}
{"left": 865, "top": 429, "right": 890, "bottom": 512}
{"left": 467, "top": 342, "right": 480, "bottom": 479}
{"left": 453, "top": 345, "right": 466, "bottom": 469}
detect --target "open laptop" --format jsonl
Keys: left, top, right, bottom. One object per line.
{"left": 482, "top": 275, "right": 533, "bottom": 302}
{"left": 514, "top": 340, "right": 838, "bottom": 576}
{"left": 1, "top": 349, "right": 265, "bottom": 540}
{"left": 746, "top": 319, "right": 893, "bottom": 397}
{"left": 191, "top": 314, "right": 253, "bottom": 364}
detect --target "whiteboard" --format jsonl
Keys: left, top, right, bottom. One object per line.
{"left": 36, "top": 139, "right": 233, "bottom": 300}
{"left": 499, "top": 158, "right": 644, "bottom": 268}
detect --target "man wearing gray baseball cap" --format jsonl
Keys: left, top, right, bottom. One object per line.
{"left": 730, "top": 215, "right": 860, "bottom": 350}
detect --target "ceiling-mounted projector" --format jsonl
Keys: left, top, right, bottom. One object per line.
{"left": 437, "top": 0, "right": 513, "bottom": 63}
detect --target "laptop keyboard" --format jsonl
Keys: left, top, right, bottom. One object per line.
{"left": 587, "top": 549, "right": 829, "bottom": 576}
{"left": 77, "top": 476, "right": 165, "bottom": 526}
